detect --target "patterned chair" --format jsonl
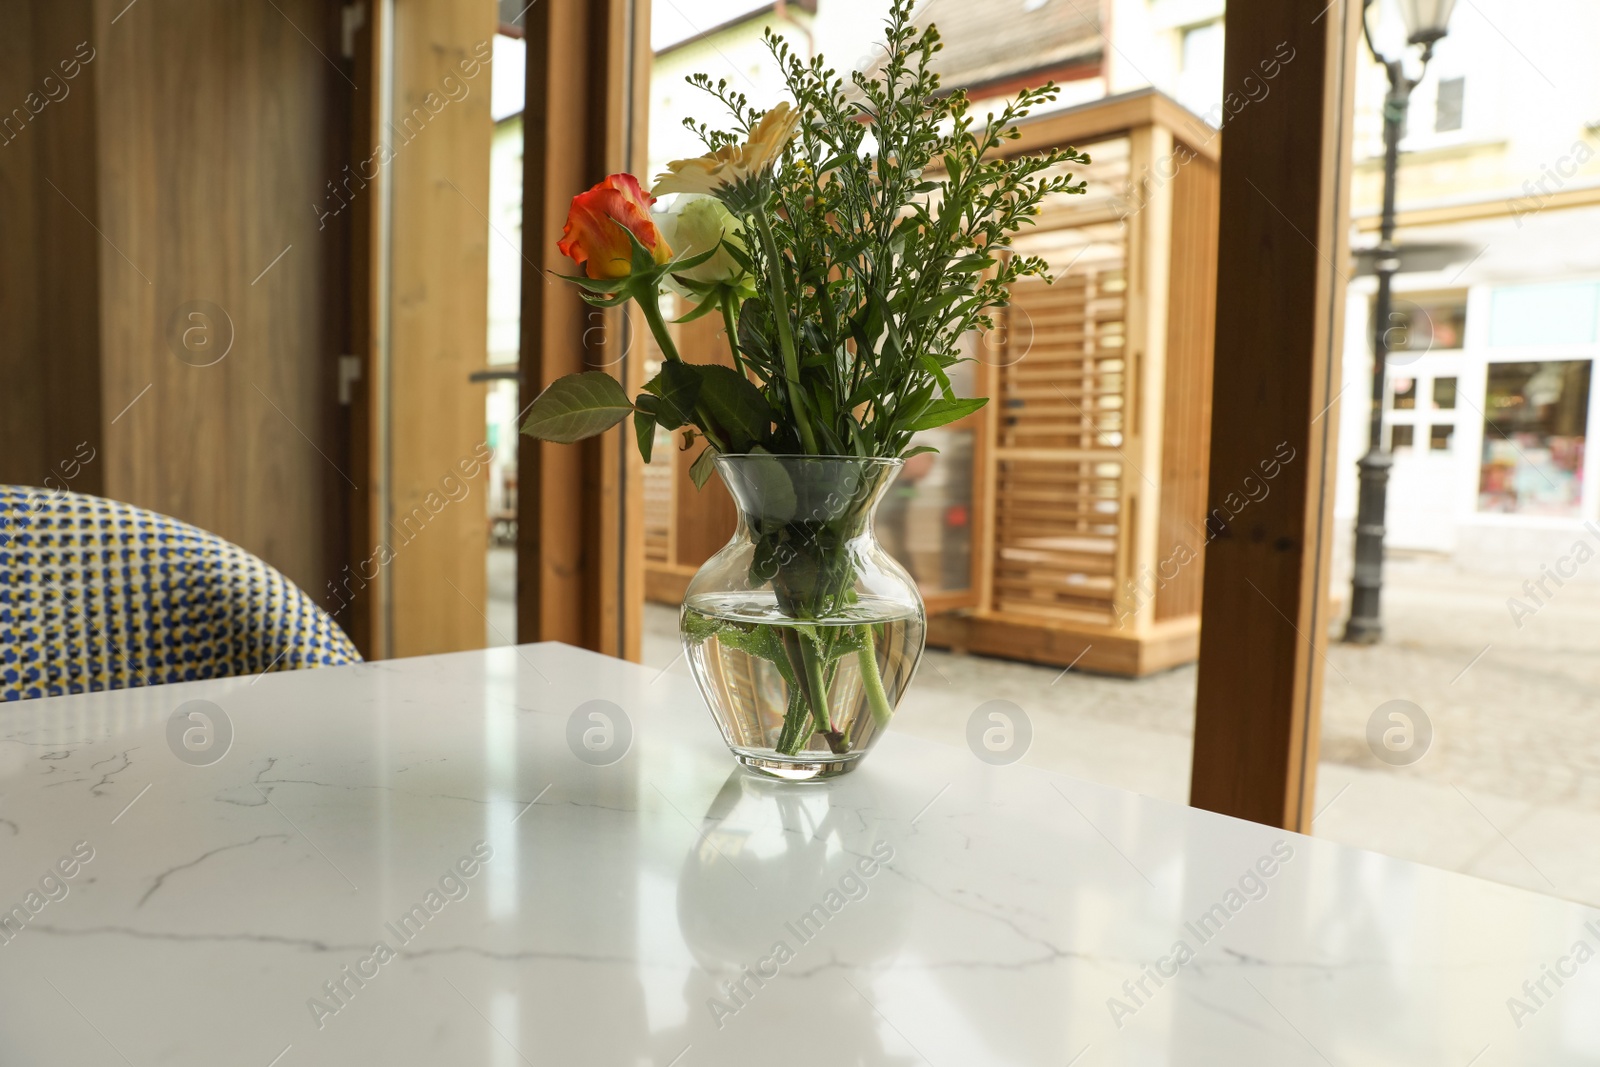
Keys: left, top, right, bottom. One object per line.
{"left": 1, "top": 485, "right": 361, "bottom": 701}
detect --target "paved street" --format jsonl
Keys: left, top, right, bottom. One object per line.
{"left": 644, "top": 553, "right": 1600, "bottom": 909}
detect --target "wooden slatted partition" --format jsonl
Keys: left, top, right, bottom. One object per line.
{"left": 931, "top": 90, "right": 1221, "bottom": 677}
{"left": 991, "top": 183, "right": 1130, "bottom": 627}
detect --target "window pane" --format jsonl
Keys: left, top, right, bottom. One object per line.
{"left": 1489, "top": 282, "right": 1600, "bottom": 347}
{"left": 1478, "top": 360, "right": 1592, "bottom": 515}
{"left": 1432, "top": 376, "right": 1457, "bottom": 410}
{"left": 1434, "top": 76, "right": 1464, "bottom": 133}
{"left": 1176, "top": 20, "right": 1225, "bottom": 119}
{"left": 1387, "top": 292, "right": 1467, "bottom": 351}
{"left": 1321, "top": 0, "right": 1600, "bottom": 917}
{"left": 484, "top": 30, "right": 526, "bottom": 648}
{"left": 1392, "top": 377, "right": 1417, "bottom": 410}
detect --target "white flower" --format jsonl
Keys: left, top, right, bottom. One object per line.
{"left": 657, "top": 195, "right": 751, "bottom": 291}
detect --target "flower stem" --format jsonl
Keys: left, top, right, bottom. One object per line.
{"left": 778, "top": 625, "right": 844, "bottom": 755}
{"left": 855, "top": 625, "right": 894, "bottom": 730}
{"left": 637, "top": 287, "right": 732, "bottom": 451}
{"left": 719, "top": 291, "right": 746, "bottom": 377}
{"left": 799, "top": 638, "right": 833, "bottom": 737}
{"left": 752, "top": 211, "right": 819, "bottom": 455}
{"left": 637, "top": 291, "right": 681, "bottom": 362}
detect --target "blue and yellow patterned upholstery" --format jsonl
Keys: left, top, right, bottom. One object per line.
{"left": 1, "top": 485, "right": 360, "bottom": 701}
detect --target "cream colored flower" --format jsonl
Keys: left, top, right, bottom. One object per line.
{"left": 652, "top": 102, "right": 801, "bottom": 197}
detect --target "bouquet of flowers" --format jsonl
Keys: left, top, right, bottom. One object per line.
{"left": 523, "top": 0, "right": 1088, "bottom": 769}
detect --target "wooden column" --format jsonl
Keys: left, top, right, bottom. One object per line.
{"left": 1189, "top": 0, "right": 1361, "bottom": 830}
{"left": 518, "top": 0, "right": 646, "bottom": 659}
{"left": 377, "top": 0, "right": 497, "bottom": 658}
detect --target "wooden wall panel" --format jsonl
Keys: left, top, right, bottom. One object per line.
{"left": 0, "top": 1, "right": 104, "bottom": 496}
{"left": 383, "top": 0, "right": 497, "bottom": 656}
{"left": 0, "top": 0, "right": 349, "bottom": 605}
{"left": 88, "top": 0, "right": 345, "bottom": 601}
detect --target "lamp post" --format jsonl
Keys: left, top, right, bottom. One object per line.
{"left": 1343, "top": 0, "right": 1457, "bottom": 644}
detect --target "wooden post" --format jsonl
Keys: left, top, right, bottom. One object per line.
{"left": 519, "top": 0, "right": 646, "bottom": 658}
{"left": 1189, "top": 0, "right": 1361, "bottom": 831}
{"left": 380, "top": 0, "right": 498, "bottom": 658}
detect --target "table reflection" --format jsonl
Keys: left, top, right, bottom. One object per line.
{"left": 672, "top": 771, "right": 918, "bottom": 1059}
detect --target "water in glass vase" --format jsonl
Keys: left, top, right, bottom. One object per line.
{"left": 682, "top": 591, "right": 925, "bottom": 780}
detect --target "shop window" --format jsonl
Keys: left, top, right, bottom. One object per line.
{"left": 1489, "top": 282, "right": 1600, "bottom": 348}
{"left": 1390, "top": 424, "right": 1415, "bottom": 451}
{"left": 1478, "top": 360, "right": 1592, "bottom": 515}
{"left": 1429, "top": 424, "right": 1454, "bottom": 452}
{"left": 1392, "top": 377, "right": 1417, "bottom": 410}
{"left": 1432, "top": 376, "right": 1457, "bottom": 410}
{"left": 1385, "top": 292, "right": 1467, "bottom": 352}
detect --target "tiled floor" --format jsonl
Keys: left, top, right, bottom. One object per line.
{"left": 642, "top": 554, "right": 1600, "bottom": 910}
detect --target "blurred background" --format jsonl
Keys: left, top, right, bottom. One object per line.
{"left": 6, "top": 0, "right": 1599, "bottom": 909}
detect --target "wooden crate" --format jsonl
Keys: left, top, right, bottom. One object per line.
{"left": 643, "top": 91, "right": 1220, "bottom": 677}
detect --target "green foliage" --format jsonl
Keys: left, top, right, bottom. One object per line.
{"left": 521, "top": 1, "right": 1089, "bottom": 468}
{"left": 681, "top": 0, "right": 1090, "bottom": 458}
{"left": 519, "top": 372, "right": 633, "bottom": 443}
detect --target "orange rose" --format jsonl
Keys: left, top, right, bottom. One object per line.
{"left": 557, "top": 173, "right": 672, "bottom": 280}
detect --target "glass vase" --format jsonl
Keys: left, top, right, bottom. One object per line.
{"left": 681, "top": 454, "right": 926, "bottom": 780}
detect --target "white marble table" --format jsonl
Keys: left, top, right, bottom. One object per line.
{"left": 2, "top": 644, "right": 1598, "bottom": 1066}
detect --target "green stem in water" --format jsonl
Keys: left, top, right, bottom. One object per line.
{"left": 855, "top": 624, "right": 894, "bottom": 730}
{"left": 751, "top": 211, "right": 819, "bottom": 455}
{"left": 798, "top": 636, "right": 834, "bottom": 738}
{"left": 775, "top": 684, "right": 808, "bottom": 755}
{"left": 776, "top": 625, "right": 848, "bottom": 756}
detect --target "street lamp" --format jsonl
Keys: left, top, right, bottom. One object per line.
{"left": 1395, "top": 0, "right": 1457, "bottom": 46}
{"left": 1343, "top": 0, "right": 1457, "bottom": 644}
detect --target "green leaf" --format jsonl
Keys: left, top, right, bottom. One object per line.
{"left": 657, "top": 361, "right": 772, "bottom": 454}
{"left": 719, "top": 449, "right": 796, "bottom": 530}
{"left": 633, "top": 408, "right": 657, "bottom": 464}
{"left": 555, "top": 271, "right": 631, "bottom": 295}
{"left": 917, "top": 352, "right": 955, "bottom": 398}
{"left": 652, "top": 363, "right": 702, "bottom": 431}
{"left": 672, "top": 294, "right": 723, "bottom": 323}
{"left": 521, "top": 371, "right": 633, "bottom": 443}
{"left": 694, "top": 365, "right": 773, "bottom": 452}
{"left": 689, "top": 446, "right": 718, "bottom": 489}
{"left": 904, "top": 396, "right": 986, "bottom": 431}
{"left": 900, "top": 444, "right": 940, "bottom": 459}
